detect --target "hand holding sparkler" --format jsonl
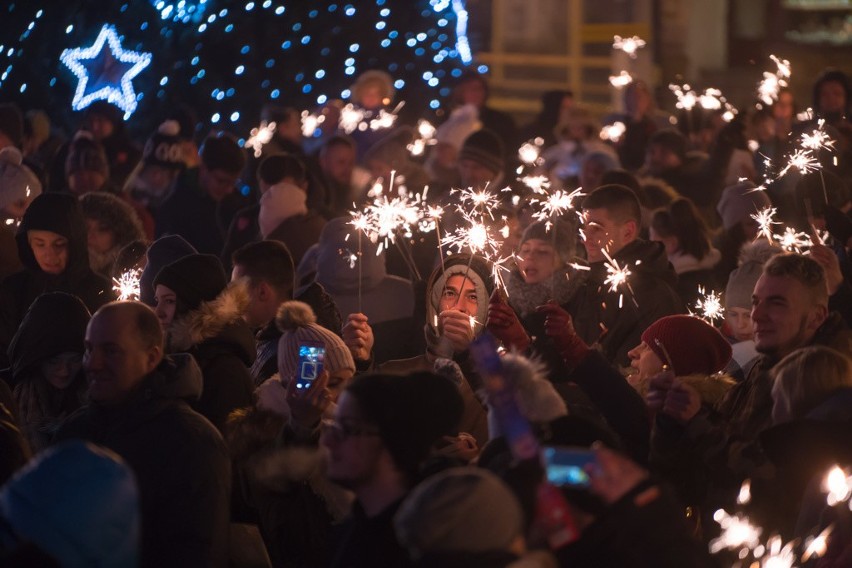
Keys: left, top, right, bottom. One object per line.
{"left": 809, "top": 243, "right": 844, "bottom": 296}
{"left": 342, "top": 313, "right": 374, "bottom": 362}
{"left": 485, "top": 289, "right": 530, "bottom": 351}
{"left": 536, "top": 302, "right": 590, "bottom": 365}
{"left": 439, "top": 309, "right": 476, "bottom": 354}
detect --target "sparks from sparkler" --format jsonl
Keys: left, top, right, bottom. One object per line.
{"left": 778, "top": 149, "right": 820, "bottom": 178}
{"left": 600, "top": 121, "right": 626, "bottom": 143}
{"left": 407, "top": 119, "right": 438, "bottom": 157}
{"left": 709, "top": 509, "right": 763, "bottom": 554}
{"left": 600, "top": 248, "right": 638, "bottom": 309}
{"left": 669, "top": 83, "right": 697, "bottom": 111}
{"left": 300, "top": 110, "right": 326, "bottom": 137}
{"left": 608, "top": 70, "right": 634, "bottom": 88}
{"left": 520, "top": 175, "right": 550, "bottom": 194}
{"left": 518, "top": 138, "right": 544, "bottom": 165}
{"left": 339, "top": 103, "right": 365, "bottom": 134}
{"left": 530, "top": 188, "right": 585, "bottom": 229}
{"left": 692, "top": 287, "right": 724, "bottom": 324}
{"left": 113, "top": 268, "right": 142, "bottom": 301}
{"left": 751, "top": 207, "right": 781, "bottom": 242}
{"left": 756, "top": 55, "right": 791, "bottom": 106}
{"left": 244, "top": 121, "right": 276, "bottom": 158}
{"left": 773, "top": 226, "right": 813, "bottom": 253}
{"left": 612, "top": 35, "right": 646, "bottom": 58}
{"left": 825, "top": 465, "right": 852, "bottom": 506}
{"left": 800, "top": 121, "right": 836, "bottom": 153}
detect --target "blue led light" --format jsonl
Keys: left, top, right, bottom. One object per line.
{"left": 270, "top": 88, "right": 280, "bottom": 99}
{"left": 349, "top": 43, "right": 359, "bottom": 53}
{"left": 160, "top": 76, "right": 168, "bottom": 86}
{"left": 406, "top": 39, "right": 416, "bottom": 47}
{"left": 60, "top": 24, "right": 152, "bottom": 118}
{"left": 302, "top": 84, "right": 312, "bottom": 93}
{"left": 235, "top": 65, "right": 244, "bottom": 75}
{"left": 430, "top": 100, "right": 440, "bottom": 109}
{"left": 275, "top": 6, "right": 284, "bottom": 15}
{"left": 191, "top": 56, "right": 199, "bottom": 65}
{"left": 211, "top": 112, "right": 220, "bottom": 123}
{"left": 301, "top": 35, "right": 311, "bottom": 44}
{"left": 225, "top": 23, "right": 233, "bottom": 32}
{"left": 245, "top": 2, "right": 254, "bottom": 10}
{"left": 380, "top": 8, "right": 390, "bottom": 16}
{"left": 309, "top": 9, "right": 318, "bottom": 17}
{"left": 230, "top": 111, "right": 240, "bottom": 122}
{"left": 281, "top": 40, "right": 291, "bottom": 49}
{"left": 317, "top": 94, "right": 327, "bottom": 104}
{"left": 265, "top": 59, "right": 275, "bottom": 68}
{"left": 226, "top": 87, "right": 235, "bottom": 96}
{"left": 394, "top": 79, "right": 405, "bottom": 88}
{"left": 345, "top": 6, "right": 355, "bottom": 16}
{"left": 19, "top": 83, "right": 26, "bottom": 93}
{"left": 341, "top": 88, "right": 351, "bottom": 98}
{"left": 376, "top": 22, "right": 386, "bottom": 30}
{"left": 381, "top": 39, "right": 391, "bottom": 47}
{"left": 240, "top": 45, "right": 250, "bottom": 54}
{"left": 315, "top": 69, "right": 325, "bottom": 78}
{"left": 345, "top": 57, "right": 354, "bottom": 66}
{"left": 345, "top": 66, "right": 355, "bottom": 75}
{"left": 477, "top": 64, "right": 488, "bottom": 74}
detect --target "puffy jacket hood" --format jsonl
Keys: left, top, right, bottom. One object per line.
{"left": 425, "top": 254, "right": 494, "bottom": 336}
{"left": 7, "top": 292, "right": 91, "bottom": 382}
{"left": 16, "top": 193, "right": 90, "bottom": 281}
{"left": 141, "top": 352, "right": 204, "bottom": 402}
{"left": 168, "top": 280, "right": 255, "bottom": 365}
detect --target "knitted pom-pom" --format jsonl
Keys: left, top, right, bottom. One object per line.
{"left": 0, "top": 147, "right": 23, "bottom": 166}
{"left": 276, "top": 300, "right": 317, "bottom": 331}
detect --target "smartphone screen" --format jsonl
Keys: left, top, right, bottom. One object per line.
{"left": 296, "top": 342, "right": 325, "bottom": 390}
{"left": 543, "top": 446, "right": 596, "bottom": 488}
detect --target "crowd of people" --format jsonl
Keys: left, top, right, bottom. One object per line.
{"left": 0, "top": 65, "right": 850, "bottom": 567}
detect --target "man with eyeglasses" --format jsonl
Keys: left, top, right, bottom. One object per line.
{"left": 324, "top": 371, "right": 464, "bottom": 568}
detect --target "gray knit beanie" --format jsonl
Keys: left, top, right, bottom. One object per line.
{"left": 275, "top": 301, "right": 354, "bottom": 380}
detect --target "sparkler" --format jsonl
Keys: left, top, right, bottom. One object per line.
{"left": 338, "top": 103, "right": 365, "bottom": 134}
{"left": 300, "top": 110, "right": 325, "bottom": 138}
{"left": 518, "top": 138, "right": 544, "bottom": 166}
{"left": 244, "top": 121, "right": 276, "bottom": 158}
{"left": 612, "top": 35, "right": 646, "bottom": 58}
{"left": 824, "top": 465, "right": 852, "bottom": 506}
{"left": 669, "top": 83, "right": 698, "bottom": 111}
{"left": 601, "top": 248, "right": 637, "bottom": 309}
{"left": 709, "top": 509, "right": 762, "bottom": 554}
{"left": 113, "top": 268, "right": 142, "bottom": 301}
{"left": 529, "top": 188, "right": 585, "bottom": 229}
{"left": 692, "top": 287, "right": 724, "bottom": 325}
{"left": 600, "top": 121, "right": 626, "bottom": 143}
{"left": 751, "top": 207, "right": 781, "bottom": 242}
{"left": 773, "top": 226, "right": 813, "bottom": 253}
{"left": 778, "top": 149, "right": 820, "bottom": 178}
{"left": 608, "top": 70, "right": 633, "bottom": 89}
{"left": 407, "top": 119, "right": 437, "bottom": 157}
{"left": 756, "top": 55, "right": 791, "bottom": 106}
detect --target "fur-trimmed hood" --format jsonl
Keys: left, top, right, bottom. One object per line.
{"left": 168, "top": 280, "right": 254, "bottom": 363}
{"left": 629, "top": 371, "right": 736, "bottom": 408}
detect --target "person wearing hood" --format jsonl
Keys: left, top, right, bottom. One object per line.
{"left": 0, "top": 193, "right": 114, "bottom": 368}
{"left": 370, "top": 254, "right": 494, "bottom": 447}
{"left": 153, "top": 253, "right": 255, "bottom": 433}
{"left": 258, "top": 175, "right": 326, "bottom": 267}
{"left": 0, "top": 146, "right": 41, "bottom": 279}
{"left": 54, "top": 302, "right": 230, "bottom": 568}
{"left": 713, "top": 180, "right": 773, "bottom": 286}
{"left": 316, "top": 217, "right": 420, "bottom": 364}
{"left": 565, "top": 184, "right": 685, "bottom": 367}
{"left": 5, "top": 293, "right": 90, "bottom": 451}
{"left": 80, "top": 191, "right": 147, "bottom": 278}
{"left": 649, "top": 197, "right": 722, "bottom": 307}
{"left": 0, "top": 440, "right": 140, "bottom": 568}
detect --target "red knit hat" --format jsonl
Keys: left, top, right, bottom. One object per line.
{"left": 640, "top": 315, "right": 732, "bottom": 376}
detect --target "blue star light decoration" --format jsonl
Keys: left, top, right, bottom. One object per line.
{"left": 60, "top": 24, "right": 152, "bottom": 119}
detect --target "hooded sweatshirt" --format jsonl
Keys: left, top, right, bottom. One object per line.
{"left": 0, "top": 194, "right": 113, "bottom": 368}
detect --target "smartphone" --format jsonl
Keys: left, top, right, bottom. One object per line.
{"left": 543, "top": 446, "right": 596, "bottom": 488}
{"left": 295, "top": 341, "right": 325, "bottom": 391}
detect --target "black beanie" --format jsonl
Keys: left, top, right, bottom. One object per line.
{"left": 0, "top": 104, "right": 23, "bottom": 149}
{"left": 200, "top": 134, "right": 246, "bottom": 175}
{"left": 346, "top": 372, "right": 464, "bottom": 479}
{"left": 459, "top": 129, "right": 504, "bottom": 175}
{"left": 153, "top": 253, "right": 227, "bottom": 311}
{"left": 519, "top": 219, "right": 577, "bottom": 260}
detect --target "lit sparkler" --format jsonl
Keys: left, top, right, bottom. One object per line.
{"left": 518, "top": 138, "right": 544, "bottom": 165}
{"left": 800, "top": 121, "right": 836, "bottom": 153}
{"left": 692, "top": 287, "right": 724, "bottom": 324}
{"left": 369, "top": 108, "right": 398, "bottom": 131}
{"left": 339, "top": 103, "right": 365, "bottom": 134}
{"left": 773, "top": 226, "right": 813, "bottom": 253}
{"left": 612, "top": 35, "right": 646, "bottom": 58}
{"left": 802, "top": 525, "right": 833, "bottom": 562}
{"left": 300, "top": 110, "right": 326, "bottom": 137}
{"left": 600, "top": 121, "right": 626, "bottom": 143}
{"left": 824, "top": 465, "right": 852, "bottom": 506}
{"left": 520, "top": 175, "right": 550, "bottom": 194}
{"left": 244, "top": 121, "right": 276, "bottom": 158}
{"left": 778, "top": 149, "right": 820, "bottom": 177}
{"left": 751, "top": 207, "right": 781, "bottom": 242}
{"left": 113, "top": 268, "right": 142, "bottom": 301}
{"left": 756, "top": 55, "right": 791, "bottom": 106}
{"left": 601, "top": 248, "right": 637, "bottom": 309}
{"left": 530, "top": 188, "right": 585, "bottom": 229}
{"left": 709, "top": 509, "right": 763, "bottom": 554}
{"left": 609, "top": 70, "right": 634, "bottom": 88}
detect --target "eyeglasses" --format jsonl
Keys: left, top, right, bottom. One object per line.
{"left": 321, "top": 419, "right": 380, "bottom": 442}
